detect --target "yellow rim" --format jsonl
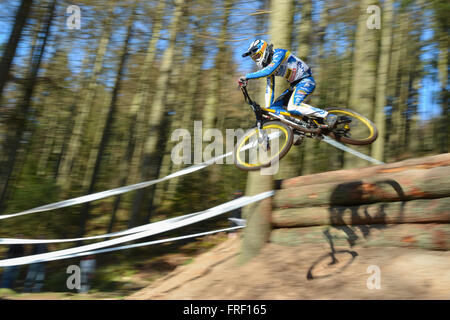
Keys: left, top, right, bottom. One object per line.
{"left": 236, "top": 124, "right": 290, "bottom": 168}
{"left": 327, "top": 109, "right": 375, "bottom": 140}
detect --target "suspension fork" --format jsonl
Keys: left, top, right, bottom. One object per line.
{"left": 241, "top": 85, "right": 270, "bottom": 149}
{"left": 256, "top": 118, "right": 270, "bottom": 150}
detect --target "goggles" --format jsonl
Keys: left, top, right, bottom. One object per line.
{"left": 242, "top": 42, "right": 267, "bottom": 61}
{"left": 251, "top": 50, "right": 263, "bottom": 61}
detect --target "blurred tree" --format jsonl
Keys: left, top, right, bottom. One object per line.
{"left": 372, "top": 0, "right": 394, "bottom": 161}
{"left": 162, "top": 14, "right": 209, "bottom": 207}
{"left": 432, "top": 0, "right": 449, "bottom": 152}
{"left": 78, "top": 5, "right": 135, "bottom": 239}
{"left": 56, "top": 5, "right": 114, "bottom": 193}
{"left": 344, "top": 0, "right": 379, "bottom": 168}
{"left": 301, "top": 1, "right": 329, "bottom": 176}
{"left": 129, "top": 0, "right": 186, "bottom": 228}
{"left": 240, "top": 0, "right": 294, "bottom": 263}
{"left": 108, "top": 0, "right": 167, "bottom": 233}
{"left": 296, "top": 0, "right": 312, "bottom": 61}
{"left": 0, "top": 0, "right": 56, "bottom": 209}
{"left": 202, "top": 0, "right": 234, "bottom": 131}
{"left": 0, "top": 0, "right": 33, "bottom": 104}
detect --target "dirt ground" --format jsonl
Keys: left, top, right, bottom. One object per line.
{"left": 127, "top": 235, "right": 450, "bottom": 300}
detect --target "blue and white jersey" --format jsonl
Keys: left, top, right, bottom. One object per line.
{"left": 245, "top": 49, "right": 311, "bottom": 83}
{"left": 245, "top": 49, "right": 312, "bottom": 108}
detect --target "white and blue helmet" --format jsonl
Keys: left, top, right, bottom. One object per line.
{"left": 242, "top": 39, "right": 272, "bottom": 69}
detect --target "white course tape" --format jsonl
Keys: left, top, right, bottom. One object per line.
{"left": 323, "top": 136, "right": 385, "bottom": 165}
{"left": 0, "top": 210, "right": 203, "bottom": 245}
{"left": 24, "top": 226, "right": 245, "bottom": 264}
{"left": 0, "top": 152, "right": 233, "bottom": 221}
{"left": 228, "top": 218, "right": 246, "bottom": 227}
{"left": 0, "top": 192, "right": 248, "bottom": 245}
{"left": 0, "top": 190, "right": 273, "bottom": 267}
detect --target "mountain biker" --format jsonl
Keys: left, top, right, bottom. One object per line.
{"left": 239, "top": 39, "right": 337, "bottom": 129}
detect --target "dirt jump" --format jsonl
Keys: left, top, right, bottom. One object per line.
{"left": 127, "top": 235, "right": 450, "bottom": 300}
{"left": 129, "top": 154, "right": 450, "bottom": 300}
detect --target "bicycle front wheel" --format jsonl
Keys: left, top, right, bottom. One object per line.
{"left": 234, "top": 121, "right": 293, "bottom": 171}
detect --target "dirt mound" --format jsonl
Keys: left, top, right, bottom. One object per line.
{"left": 127, "top": 234, "right": 450, "bottom": 300}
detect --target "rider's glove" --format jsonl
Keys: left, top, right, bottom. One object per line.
{"left": 238, "top": 76, "right": 248, "bottom": 86}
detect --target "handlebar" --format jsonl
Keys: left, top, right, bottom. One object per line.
{"left": 239, "top": 81, "right": 255, "bottom": 106}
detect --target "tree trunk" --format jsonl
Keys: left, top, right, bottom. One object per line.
{"left": 143, "top": 44, "right": 186, "bottom": 223}
{"left": 240, "top": 0, "right": 294, "bottom": 264}
{"left": 296, "top": 0, "right": 312, "bottom": 61}
{"left": 81, "top": 97, "right": 110, "bottom": 190}
{"left": 56, "top": 7, "right": 114, "bottom": 193}
{"left": 0, "top": 0, "right": 56, "bottom": 209}
{"left": 388, "top": 11, "right": 410, "bottom": 161}
{"left": 108, "top": 1, "right": 167, "bottom": 232}
{"left": 272, "top": 0, "right": 298, "bottom": 180}
{"left": 371, "top": 0, "right": 394, "bottom": 162}
{"left": 147, "top": 69, "right": 182, "bottom": 217}
{"left": 77, "top": 9, "right": 135, "bottom": 238}
{"left": 0, "top": 0, "right": 33, "bottom": 103}
{"left": 202, "top": 0, "right": 234, "bottom": 131}
{"left": 53, "top": 52, "right": 90, "bottom": 181}
{"left": 344, "top": 0, "right": 379, "bottom": 168}
{"left": 164, "top": 36, "right": 206, "bottom": 201}
{"left": 437, "top": 26, "right": 449, "bottom": 153}
{"left": 128, "top": 0, "right": 186, "bottom": 228}
{"left": 301, "top": 2, "right": 328, "bottom": 176}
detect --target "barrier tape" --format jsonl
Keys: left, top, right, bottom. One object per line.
{"left": 0, "top": 197, "right": 247, "bottom": 245}
{"left": 0, "top": 191, "right": 273, "bottom": 267}
{"left": 0, "top": 211, "right": 203, "bottom": 245}
{"left": 13, "top": 226, "right": 246, "bottom": 265}
{"left": 322, "top": 136, "right": 385, "bottom": 165}
{"left": 0, "top": 152, "right": 233, "bottom": 221}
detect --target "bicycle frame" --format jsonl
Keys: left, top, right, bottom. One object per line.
{"left": 239, "top": 84, "right": 323, "bottom": 135}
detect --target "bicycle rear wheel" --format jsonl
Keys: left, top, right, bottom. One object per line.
{"left": 326, "top": 108, "right": 378, "bottom": 145}
{"left": 234, "top": 121, "right": 293, "bottom": 171}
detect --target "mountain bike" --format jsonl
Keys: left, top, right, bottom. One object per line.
{"left": 234, "top": 81, "right": 378, "bottom": 171}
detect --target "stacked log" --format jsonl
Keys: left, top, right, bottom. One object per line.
{"left": 270, "top": 153, "right": 450, "bottom": 250}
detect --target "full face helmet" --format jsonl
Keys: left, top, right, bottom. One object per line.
{"left": 242, "top": 39, "right": 272, "bottom": 68}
